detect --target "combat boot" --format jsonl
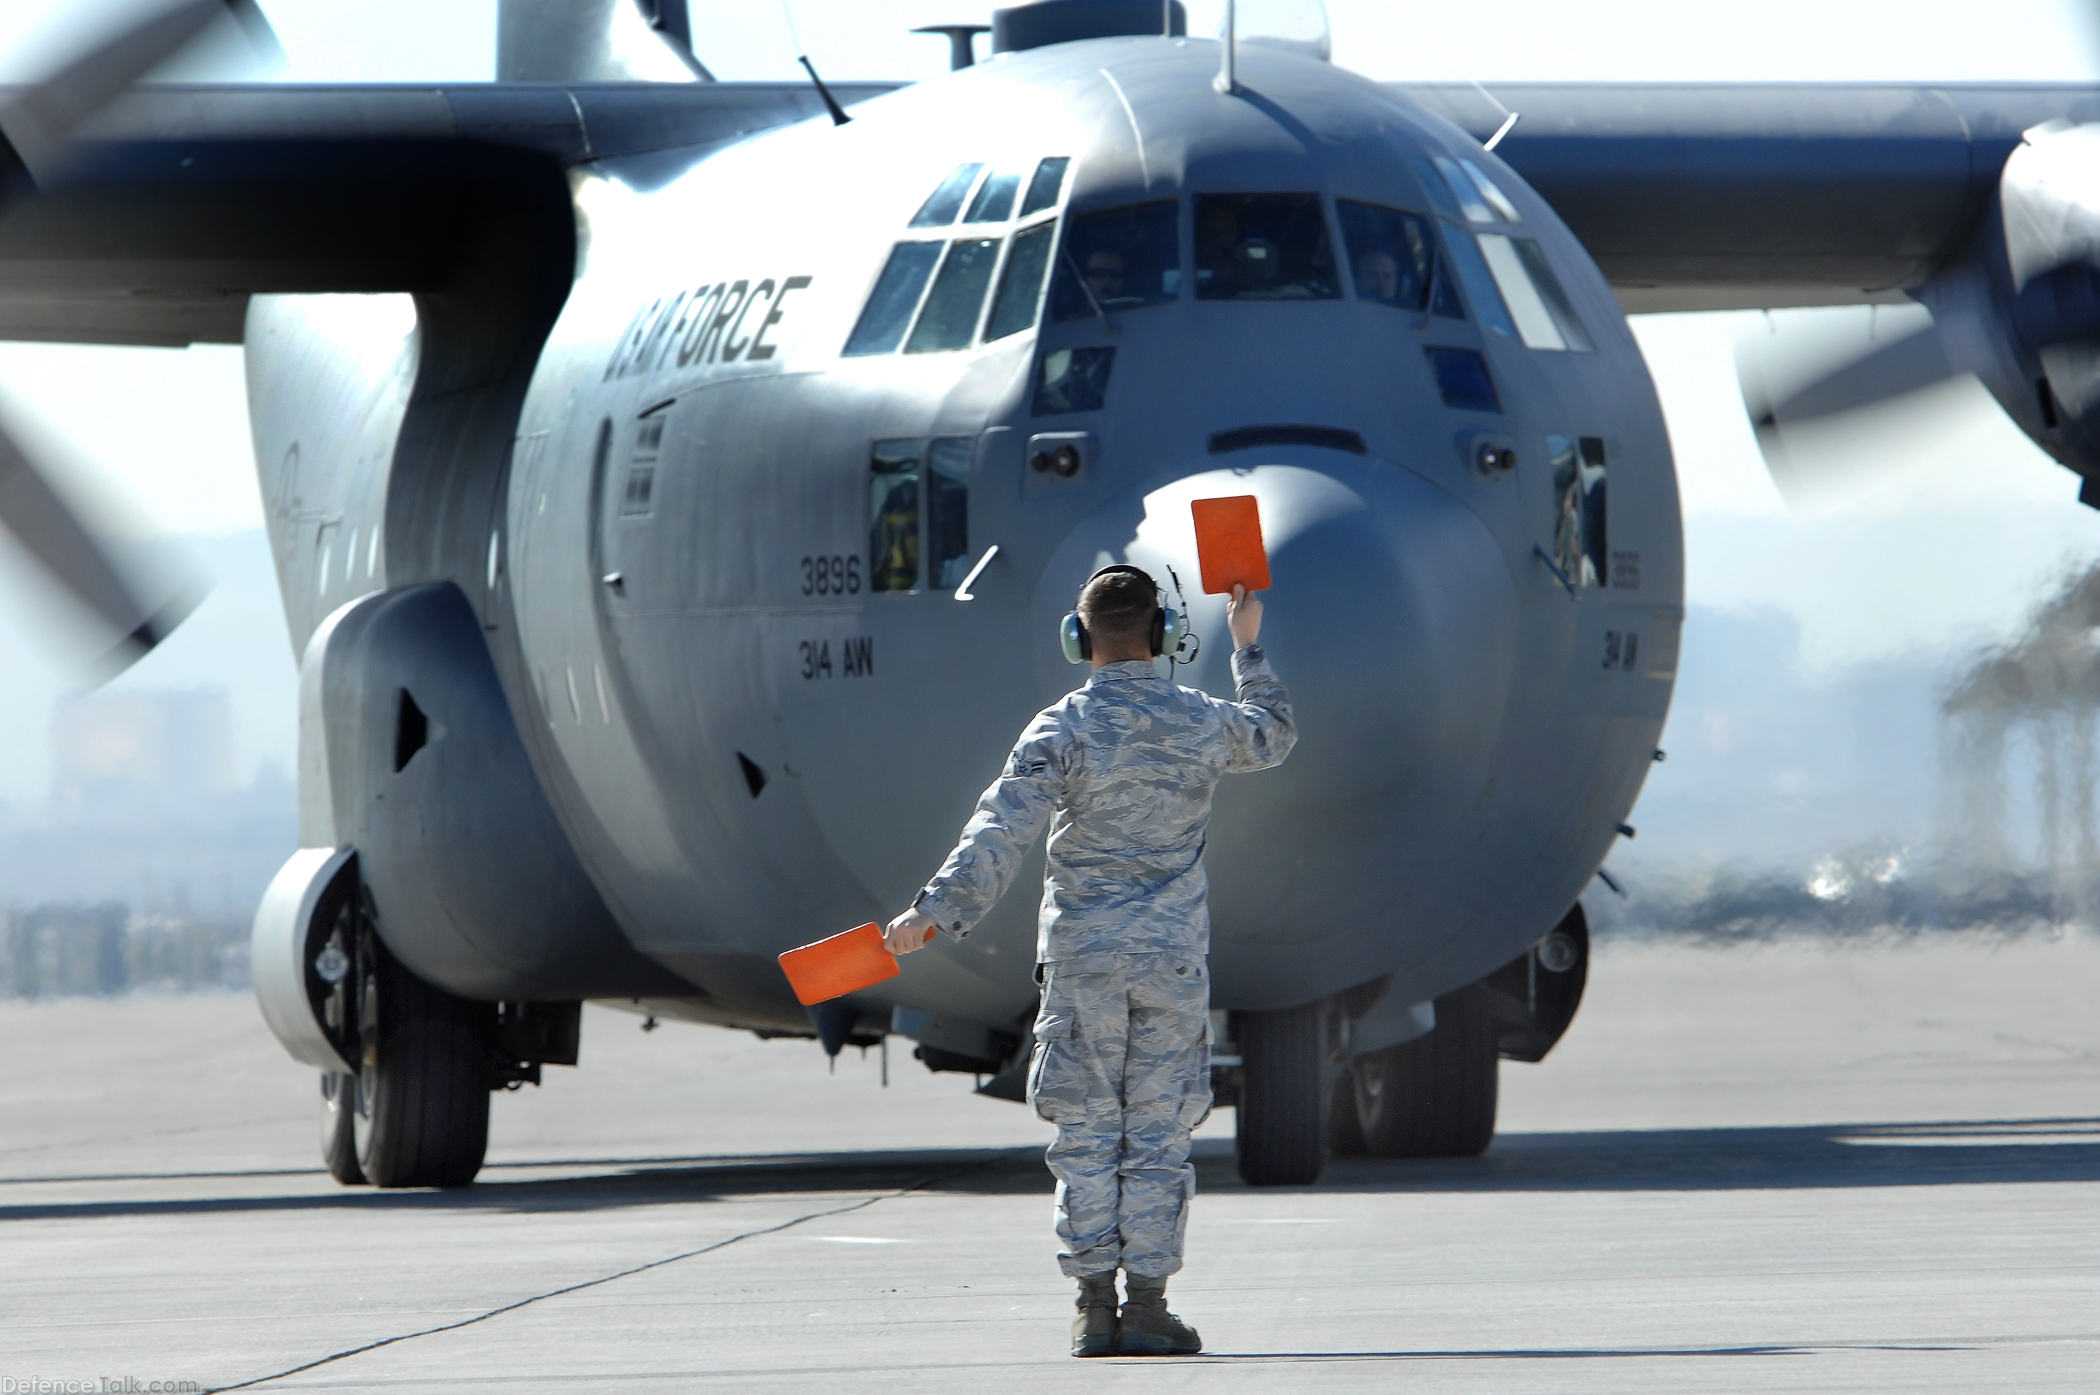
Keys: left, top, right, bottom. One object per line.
{"left": 1071, "top": 1272, "right": 1118, "bottom": 1357}
{"left": 1117, "top": 1274, "right": 1201, "bottom": 1355}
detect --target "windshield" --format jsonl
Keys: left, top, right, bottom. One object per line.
{"left": 1194, "top": 194, "right": 1339, "bottom": 301}
{"left": 1050, "top": 201, "right": 1182, "bottom": 321}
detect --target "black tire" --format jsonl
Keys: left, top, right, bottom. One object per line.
{"left": 320, "top": 1071, "right": 366, "bottom": 1185}
{"left": 352, "top": 934, "right": 491, "bottom": 1188}
{"left": 1352, "top": 988, "right": 1498, "bottom": 1158}
{"left": 1235, "top": 1002, "right": 1328, "bottom": 1186}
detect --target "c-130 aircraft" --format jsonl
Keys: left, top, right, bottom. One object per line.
{"left": 3, "top": 0, "right": 2097, "bottom": 1188}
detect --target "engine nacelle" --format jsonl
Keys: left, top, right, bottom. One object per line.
{"left": 296, "top": 581, "right": 689, "bottom": 1002}
{"left": 1920, "top": 121, "right": 2100, "bottom": 498}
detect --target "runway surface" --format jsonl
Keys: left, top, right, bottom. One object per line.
{"left": 5, "top": 936, "right": 2097, "bottom": 1392}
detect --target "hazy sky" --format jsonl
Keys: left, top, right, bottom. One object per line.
{"left": 1, "top": 0, "right": 2099, "bottom": 834}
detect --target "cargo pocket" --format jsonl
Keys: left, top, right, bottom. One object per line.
{"left": 1170, "top": 1167, "right": 1197, "bottom": 1256}
{"left": 1176, "top": 1013, "right": 1213, "bottom": 1131}
{"left": 1028, "top": 1015, "right": 1084, "bottom": 1126}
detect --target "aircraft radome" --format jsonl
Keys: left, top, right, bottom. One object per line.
{"left": 2, "top": 0, "right": 2097, "bottom": 1188}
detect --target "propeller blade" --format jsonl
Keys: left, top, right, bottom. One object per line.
{"left": 0, "top": 0, "right": 268, "bottom": 675}
{"left": 0, "top": 416, "right": 203, "bottom": 676}
{"left": 0, "top": 0, "right": 279, "bottom": 190}
{"left": 1735, "top": 304, "right": 1966, "bottom": 508}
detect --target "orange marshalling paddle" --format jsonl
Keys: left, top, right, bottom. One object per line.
{"left": 778, "top": 922, "right": 932, "bottom": 1006}
{"left": 1191, "top": 495, "right": 1270, "bottom": 595}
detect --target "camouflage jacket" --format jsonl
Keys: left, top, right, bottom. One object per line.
{"left": 914, "top": 644, "right": 1296, "bottom": 961}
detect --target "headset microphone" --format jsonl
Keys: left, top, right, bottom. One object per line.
{"left": 1061, "top": 563, "right": 1189, "bottom": 665}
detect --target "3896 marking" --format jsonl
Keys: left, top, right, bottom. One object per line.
{"left": 801, "top": 555, "right": 860, "bottom": 596}
{"left": 800, "top": 636, "right": 874, "bottom": 679}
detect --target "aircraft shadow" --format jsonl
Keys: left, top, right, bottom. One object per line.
{"left": 4, "top": 1118, "right": 2094, "bottom": 1223}
{"left": 1169, "top": 1341, "right": 1960, "bottom": 1363}
{"left": 1281, "top": 1116, "right": 2100, "bottom": 1195}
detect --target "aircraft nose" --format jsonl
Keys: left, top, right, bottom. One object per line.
{"left": 1038, "top": 455, "right": 1523, "bottom": 994}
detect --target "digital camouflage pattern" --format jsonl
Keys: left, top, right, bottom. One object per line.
{"left": 912, "top": 641, "right": 1294, "bottom": 1278}
{"left": 912, "top": 644, "right": 1296, "bottom": 960}
{"left": 1031, "top": 952, "right": 1213, "bottom": 1277}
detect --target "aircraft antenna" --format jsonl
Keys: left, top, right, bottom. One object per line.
{"left": 776, "top": 0, "right": 850, "bottom": 125}
{"left": 1215, "top": 0, "right": 1237, "bottom": 95}
{"left": 1406, "top": 5, "right": 1519, "bottom": 151}
{"left": 911, "top": 24, "right": 989, "bottom": 71}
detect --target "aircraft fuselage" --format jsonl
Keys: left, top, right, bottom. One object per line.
{"left": 247, "top": 37, "right": 1681, "bottom": 1043}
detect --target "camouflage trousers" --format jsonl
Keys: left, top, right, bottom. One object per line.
{"left": 1027, "top": 952, "right": 1213, "bottom": 1279}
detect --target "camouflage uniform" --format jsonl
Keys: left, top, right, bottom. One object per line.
{"left": 913, "top": 644, "right": 1295, "bottom": 1277}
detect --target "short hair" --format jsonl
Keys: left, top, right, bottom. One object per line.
{"left": 1078, "top": 568, "right": 1157, "bottom": 652}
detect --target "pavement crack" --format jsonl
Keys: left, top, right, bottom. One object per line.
{"left": 202, "top": 1147, "right": 1027, "bottom": 1394}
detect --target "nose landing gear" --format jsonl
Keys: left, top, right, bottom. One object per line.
{"left": 1230, "top": 1001, "right": 1332, "bottom": 1186}
{"left": 1231, "top": 904, "right": 1591, "bottom": 1182}
{"left": 1337, "top": 989, "right": 1499, "bottom": 1158}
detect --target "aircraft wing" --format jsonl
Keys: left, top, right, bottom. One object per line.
{"left": 0, "top": 81, "right": 896, "bottom": 346}
{"left": 1403, "top": 82, "right": 2100, "bottom": 313}
{"left": 5, "top": 79, "right": 2099, "bottom": 347}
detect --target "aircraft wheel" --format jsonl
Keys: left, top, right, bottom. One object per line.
{"left": 319, "top": 1071, "right": 366, "bottom": 1185}
{"left": 1351, "top": 989, "right": 1498, "bottom": 1158}
{"left": 1234, "top": 1003, "right": 1328, "bottom": 1186}
{"left": 351, "top": 932, "right": 491, "bottom": 1188}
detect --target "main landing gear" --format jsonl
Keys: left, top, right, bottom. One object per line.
{"left": 1229, "top": 904, "right": 1590, "bottom": 1186}
{"left": 312, "top": 889, "right": 490, "bottom": 1188}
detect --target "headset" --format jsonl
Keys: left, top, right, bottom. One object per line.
{"left": 1061, "top": 563, "right": 1189, "bottom": 664}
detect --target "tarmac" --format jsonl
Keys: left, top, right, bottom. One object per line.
{"left": 5, "top": 934, "right": 2097, "bottom": 1393}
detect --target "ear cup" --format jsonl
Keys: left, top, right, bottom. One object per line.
{"left": 1060, "top": 611, "right": 1089, "bottom": 664}
{"left": 1161, "top": 605, "right": 1186, "bottom": 657}
{"left": 1147, "top": 604, "right": 1167, "bottom": 657}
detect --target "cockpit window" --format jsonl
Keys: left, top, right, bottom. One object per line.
{"left": 1018, "top": 157, "right": 1071, "bottom": 217}
{"left": 986, "top": 221, "right": 1055, "bottom": 341}
{"left": 843, "top": 242, "right": 943, "bottom": 356}
{"left": 1513, "top": 238, "right": 1593, "bottom": 351}
{"left": 1336, "top": 200, "right": 1435, "bottom": 311}
{"left": 1412, "top": 158, "right": 1462, "bottom": 220}
{"left": 869, "top": 441, "right": 921, "bottom": 591}
{"left": 1439, "top": 230, "right": 1518, "bottom": 339}
{"left": 964, "top": 169, "right": 1023, "bottom": 223}
{"left": 1549, "top": 435, "right": 1608, "bottom": 586}
{"left": 1477, "top": 235, "right": 1565, "bottom": 349}
{"left": 1477, "top": 235, "right": 1592, "bottom": 351}
{"left": 1429, "top": 157, "right": 1496, "bottom": 224}
{"left": 906, "top": 238, "right": 1002, "bottom": 352}
{"left": 1459, "top": 160, "right": 1521, "bottom": 221}
{"left": 910, "top": 163, "right": 985, "bottom": 227}
{"left": 1051, "top": 200, "right": 1181, "bottom": 321}
{"left": 926, "top": 437, "right": 973, "bottom": 587}
{"left": 1194, "top": 194, "right": 1339, "bottom": 301}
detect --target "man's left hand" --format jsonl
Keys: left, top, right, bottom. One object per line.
{"left": 884, "top": 908, "right": 939, "bottom": 955}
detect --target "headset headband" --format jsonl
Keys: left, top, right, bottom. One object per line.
{"left": 1077, "top": 563, "right": 1157, "bottom": 607}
